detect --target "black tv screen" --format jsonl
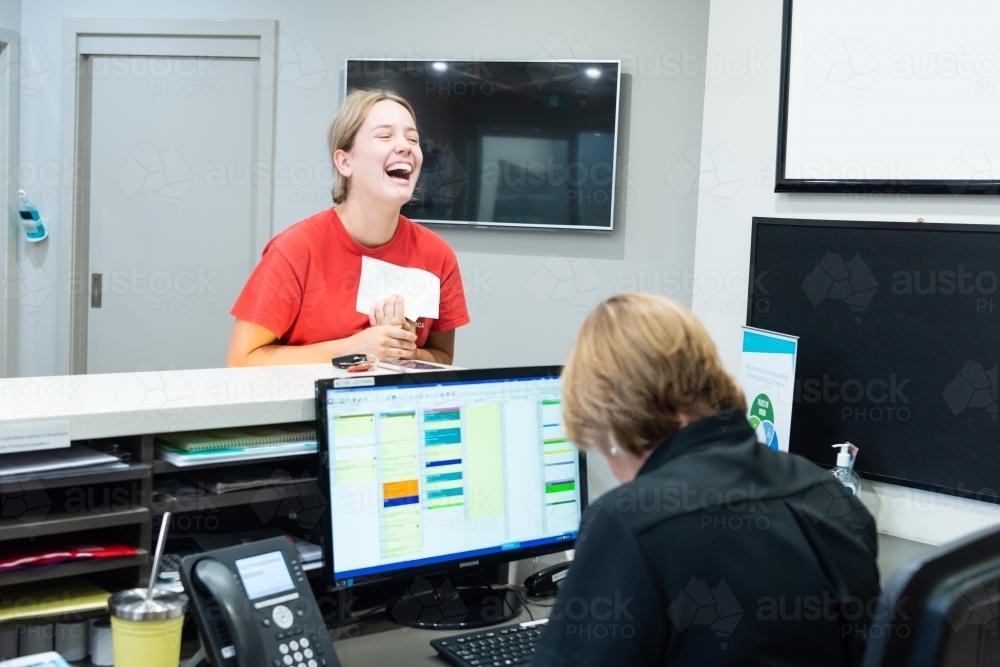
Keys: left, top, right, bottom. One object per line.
{"left": 748, "top": 218, "right": 1000, "bottom": 501}
{"left": 345, "top": 59, "right": 621, "bottom": 230}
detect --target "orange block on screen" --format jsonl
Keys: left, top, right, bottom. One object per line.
{"left": 383, "top": 479, "right": 419, "bottom": 500}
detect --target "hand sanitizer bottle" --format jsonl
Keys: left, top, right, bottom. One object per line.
{"left": 829, "top": 443, "right": 861, "bottom": 496}
{"left": 18, "top": 190, "right": 48, "bottom": 242}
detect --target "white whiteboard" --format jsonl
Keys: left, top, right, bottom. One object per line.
{"left": 779, "top": 0, "right": 1000, "bottom": 192}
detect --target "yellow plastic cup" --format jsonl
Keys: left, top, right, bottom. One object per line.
{"left": 108, "top": 588, "right": 188, "bottom": 667}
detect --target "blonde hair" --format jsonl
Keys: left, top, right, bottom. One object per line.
{"left": 562, "top": 293, "right": 746, "bottom": 457}
{"left": 327, "top": 89, "right": 418, "bottom": 204}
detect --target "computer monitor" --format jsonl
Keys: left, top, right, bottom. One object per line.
{"left": 314, "top": 367, "right": 587, "bottom": 626}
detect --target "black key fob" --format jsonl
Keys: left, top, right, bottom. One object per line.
{"left": 332, "top": 354, "right": 368, "bottom": 368}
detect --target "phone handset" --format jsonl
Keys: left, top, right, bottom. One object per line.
{"left": 192, "top": 558, "right": 267, "bottom": 667}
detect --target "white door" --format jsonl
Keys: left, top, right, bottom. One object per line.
{"left": 86, "top": 55, "right": 259, "bottom": 373}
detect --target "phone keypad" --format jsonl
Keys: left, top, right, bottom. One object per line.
{"left": 274, "top": 633, "right": 324, "bottom": 667}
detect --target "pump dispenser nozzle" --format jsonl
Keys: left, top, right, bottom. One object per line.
{"left": 833, "top": 443, "right": 849, "bottom": 467}
{"left": 832, "top": 442, "right": 858, "bottom": 469}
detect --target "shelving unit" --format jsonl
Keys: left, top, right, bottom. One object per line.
{"left": 0, "top": 362, "right": 361, "bottom": 656}
{"left": 0, "top": 423, "right": 328, "bottom": 655}
{"left": 0, "top": 435, "right": 154, "bottom": 614}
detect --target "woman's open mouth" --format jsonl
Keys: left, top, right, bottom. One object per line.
{"left": 386, "top": 162, "right": 413, "bottom": 184}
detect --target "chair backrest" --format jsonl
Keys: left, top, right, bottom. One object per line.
{"left": 863, "top": 525, "right": 1000, "bottom": 667}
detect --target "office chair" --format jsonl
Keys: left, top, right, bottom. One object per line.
{"left": 862, "top": 524, "right": 1000, "bottom": 667}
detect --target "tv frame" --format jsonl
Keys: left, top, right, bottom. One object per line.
{"left": 314, "top": 366, "right": 588, "bottom": 590}
{"left": 774, "top": 0, "right": 1000, "bottom": 195}
{"left": 344, "top": 58, "right": 623, "bottom": 231}
{"left": 747, "top": 216, "right": 1000, "bottom": 504}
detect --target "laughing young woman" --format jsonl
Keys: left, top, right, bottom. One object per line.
{"left": 227, "top": 90, "right": 470, "bottom": 367}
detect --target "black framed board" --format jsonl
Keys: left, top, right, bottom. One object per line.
{"left": 776, "top": 0, "right": 1000, "bottom": 195}
{"left": 748, "top": 217, "right": 1000, "bottom": 502}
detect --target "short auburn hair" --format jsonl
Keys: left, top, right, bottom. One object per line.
{"left": 327, "top": 89, "right": 418, "bottom": 204}
{"left": 562, "top": 293, "right": 746, "bottom": 456}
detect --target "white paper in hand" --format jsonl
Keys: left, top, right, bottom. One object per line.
{"left": 356, "top": 256, "right": 441, "bottom": 321}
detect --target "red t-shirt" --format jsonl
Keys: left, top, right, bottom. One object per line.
{"left": 231, "top": 209, "right": 470, "bottom": 347}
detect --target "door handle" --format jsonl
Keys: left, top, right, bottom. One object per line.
{"left": 91, "top": 273, "right": 102, "bottom": 308}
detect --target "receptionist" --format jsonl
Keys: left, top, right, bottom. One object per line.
{"left": 226, "top": 89, "right": 469, "bottom": 367}
{"left": 532, "top": 293, "right": 880, "bottom": 667}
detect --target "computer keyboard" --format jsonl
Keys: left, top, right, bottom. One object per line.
{"left": 430, "top": 618, "right": 548, "bottom": 667}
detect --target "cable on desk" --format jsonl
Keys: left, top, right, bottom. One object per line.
{"left": 326, "top": 605, "right": 387, "bottom": 628}
{"left": 500, "top": 587, "right": 559, "bottom": 623}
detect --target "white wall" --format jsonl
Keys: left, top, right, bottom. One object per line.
{"left": 0, "top": 0, "right": 19, "bottom": 33}
{"left": 692, "top": 0, "right": 1000, "bottom": 545}
{"left": 12, "top": 0, "right": 713, "bottom": 377}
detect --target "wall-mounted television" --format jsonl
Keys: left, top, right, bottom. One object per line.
{"left": 345, "top": 59, "right": 622, "bottom": 231}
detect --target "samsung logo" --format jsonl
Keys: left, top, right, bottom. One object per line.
{"left": 459, "top": 560, "right": 479, "bottom": 568}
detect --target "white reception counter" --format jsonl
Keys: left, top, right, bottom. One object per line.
{"left": 0, "top": 364, "right": 400, "bottom": 440}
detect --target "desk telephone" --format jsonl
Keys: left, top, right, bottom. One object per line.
{"left": 179, "top": 537, "right": 342, "bottom": 667}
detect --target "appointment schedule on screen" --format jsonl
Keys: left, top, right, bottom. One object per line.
{"left": 324, "top": 378, "right": 582, "bottom": 583}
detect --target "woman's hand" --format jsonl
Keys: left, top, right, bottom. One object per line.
{"left": 349, "top": 324, "right": 417, "bottom": 361}
{"left": 370, "top": 294, "right": 414, "bottom": 332}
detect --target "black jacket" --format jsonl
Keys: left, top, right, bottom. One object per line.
{"left": 532, "top": 411, "right": 880, "bottom": 667}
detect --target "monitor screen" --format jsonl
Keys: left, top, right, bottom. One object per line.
{"left": 320, "top": 370, "right": 583, "bottom": 585}
{"left": 235, "top": 550, "right": 296, "bottom": 600}
{"left": 345, "top": 60, "right": 621, "bottom": 230}
{"left": 747, "top": 217, "right": 1000, "bottom": 499}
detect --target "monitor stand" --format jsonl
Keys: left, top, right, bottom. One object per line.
{"left": 389, "top": 573, "right": 523, "bottom": 630}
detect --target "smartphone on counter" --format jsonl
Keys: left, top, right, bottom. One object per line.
{"left": 380, "top": 360, "right": 451, "bottom": 372}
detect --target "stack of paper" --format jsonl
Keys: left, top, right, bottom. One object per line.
{"left": 0, "top": 580, "right": 110, "bottom": 622}
{"left": 189, "top": 466, "right": 318, "bottom": 494}
{"left": 156, "top": 442, "right": 317, "bottom": 467}
{"left": 155, "top": 425, "right": 317, "bottom": 468}
{"left": 292, "top": 537, "right": 323, "bottom": 571}
{"left": 0, "top": 444, "right": 122, "bottom": 479}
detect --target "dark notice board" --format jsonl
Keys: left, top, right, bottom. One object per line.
{"left": 748, "top": 217, "right": 1000, "bottom": 500}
